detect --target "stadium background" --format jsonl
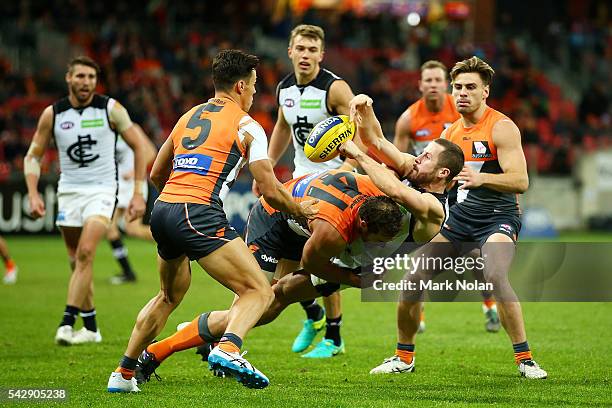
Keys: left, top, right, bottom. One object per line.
{"left": 0, "top": 1, "right": 611, "bottom": 407}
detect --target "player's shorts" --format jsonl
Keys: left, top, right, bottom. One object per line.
{"left": 150, "top": 200, "right": 239, "bottom": 261}
{"left": 117, "top": 178, "right": 149, "bottom": 209}
{"left": 441, "top": 203, "right": 522, "bottom": 248}
{"left": 245, "top": 202, "right": 308, "bottom": 274}
{"left": 56, "top": 188, "right": 116, "bottom": 227}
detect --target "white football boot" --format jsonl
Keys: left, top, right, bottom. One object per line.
{"left": 518, "top": 360, "right": 547, "bottom": 379}
{"left": 207, "top": 346, "right": 269, "bottom": 389}
{"left": 369, "top": 355, "right": 415, "bottom": 374}
{"left": 107, "top": 372, "right": 141, "bottom": 393}
{"left": 55, "top": 325, "right": 73, "bottom": 346}
{"left": 71, "top": 328, "right": 102, "bottom": 344}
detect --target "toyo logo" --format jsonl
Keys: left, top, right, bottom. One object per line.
{"left": 173, "top": 153, "right": 213, "bottom": 176}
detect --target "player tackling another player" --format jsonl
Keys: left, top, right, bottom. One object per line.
{"left": 107, "top": 49, "right": 318, "bottom": 392}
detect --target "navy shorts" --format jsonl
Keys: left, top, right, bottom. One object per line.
{"left": 245, "top": 202, "right": 308, "bottom": 273}
{"left": 441, "top": 204, "right": 521, "bottom": 248}
{"left": 150, "top": 200, "right": 239, "bottom": 261}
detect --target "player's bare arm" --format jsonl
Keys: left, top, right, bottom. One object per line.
{"left": 328, "top": 79, "right": 358, "bottom": 171}
{"left": 349, "top": 95, "right": 416, "bottom": 178}
{"left": 339, "top": 140, "right": 444, "bottom": 225}
{"left": 149, "top": 136, "right": 174, "bottom": 192}
{"left": 393, "top": 108, "right": 413, "bottom": 153}
{"left": 24, "top": 106, "right": 53, "bottom": 219}
{"left": 302, "top": 219, "right": 360, "bottom": 287}
{"left": 249, "top": 154, "right": 318, "bottom": 221}
{"left": 112, "top": 103, "right": 147, "bottom": 221}
{"left": 267, "top": 107, "right": 292, "bottom": 167}
{"left": 455, "top": 120, "right": 528, "bottom": 193}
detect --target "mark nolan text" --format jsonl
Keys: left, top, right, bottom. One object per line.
{"left": 373, "top": 279, "right": 494, "bottom": 291}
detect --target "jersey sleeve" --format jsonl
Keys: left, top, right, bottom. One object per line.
{"left": 239, "top": 115, "right": 269, "bottom": 163}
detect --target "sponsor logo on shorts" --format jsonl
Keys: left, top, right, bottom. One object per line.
{"left": 472, "top": 141, "right": 492, "bottom": 159}
{"left": 56, "top": 211, "right": 66, "bottom": 221}
{"left": 284, "top": 98, "right": 294, "bottom": 107}
{"left": 60, "top": 121, "right": 74, "bottom": 130}
{"left": 261, "top": 254, "right": 278, "bottom": 264}
{"left": 173, "top": 153, "right": 213, "bottom": 176}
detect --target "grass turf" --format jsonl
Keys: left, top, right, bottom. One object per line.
{"left": 0, "top": 235, "right": 610, "bottom": 407}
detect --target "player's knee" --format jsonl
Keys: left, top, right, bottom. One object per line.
{"left": 75, "top": 245, "right": 96, "bottom": 265}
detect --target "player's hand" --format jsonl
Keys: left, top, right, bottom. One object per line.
{"left": 338, "top": 140, "right": 363, "bottom": 160}
{"left": 28, "top": 193, "right": 46, "bottom": 219}
{"left": 126, "top": 194, "right": 146, "bottom": 222}
{"left": 298, "top": 198, "right": 319, "bottom": 220}
{"left": 252, "top": 179, "right": 261, "bottom": 197}
{"left": 454, "top": 165, "right": 483, "bottom": 189}
{"left": 349, "top": 94, "right": 374, "bottom": 124}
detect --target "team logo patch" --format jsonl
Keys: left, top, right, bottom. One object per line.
{"left": 284, "top": 98, "right": 295, "bottom": 107}
{"left": 173, "top": 153, "right": 213, "bottom": 176}
{"left": 60, "top": 121, "right": 74, "bottom": 130}
{"left": 472, "top": 141, "right": 493, "bottom": 159}
{"left": 67, "top": 134, "right": 99, "bottom": 167}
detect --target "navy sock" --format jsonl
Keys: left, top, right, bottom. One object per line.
{"left": 325, "top": 315, "right": 342, "bottom": 346}
{"left": 80, "top": 308, "right": 97, "bottom": 332}
{"left": 396, "top": 343, "right": 415, "bottom": 352}
{"left": 301, "top": 300, "right": 324, "bottom": 321}
{"left": 60, "top": 305, "right": 79, "bottom": 327}
{"left": 513, "top": 341, "right": 530, "bottom": 353}
{"left": 110, "top": 239, "right": 135, "bottom": 278}
{"left": 119, "top": 355, "right": 138, "bottom": 370}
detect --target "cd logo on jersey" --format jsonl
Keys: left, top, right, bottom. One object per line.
{"left": 67, "top": 134, "right": 100, "bottom": 167}
{"left": 284, "top": 99, "right": 295, "bottom": 107}
{"left": 173, "top": 153, "right": 213, "bottom": 176}
{"left": 472, "top": 141, "right": 492, "bottom": 159}
{"left": 60, "top": 121, "right": 74, "bottom": 130}
{"left": 293, "top": 115, "right": 314, "bottom": 146}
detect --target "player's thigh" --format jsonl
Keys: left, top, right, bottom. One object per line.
{"left": 60, "top": 226, "right": 82, "bottom": 258}
{"left": 197, "top": 238, "right": 270, "bottom": 294}
{"left": 76, "top": 216, "right": 110, "bottom": 257}
{"left": 158, "top": 255, "right": 191, "bottom": 304}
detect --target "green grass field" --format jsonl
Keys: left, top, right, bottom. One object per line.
{"left": 1, "top": 235, "right": 611, "bottom": 407}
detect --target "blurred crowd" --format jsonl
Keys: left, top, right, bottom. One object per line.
{"left": 0, "top": 0, "right": 609, "bottom": 181}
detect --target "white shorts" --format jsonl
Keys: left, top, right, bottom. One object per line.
{"left": 56, "top": 189, "right": 116, "bottom": 227}
{"left": 117, "top": 179, "right": 148, "bottom": 209}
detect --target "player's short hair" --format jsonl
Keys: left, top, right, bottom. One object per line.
{"left": 433, "top": 138, "right": 464, "bottom": 182}
{"left": 358, "top": 196, "right": 402, "bottom": 238}
{"left": 450, "top": 56, "right": 495, "bottom": 86}
{"left": 289, "top": 24, "right": 325, "bottom": 50}
{"left": 68, "top": 56, "right": 100, "bottom": 75}
{"left": 212, "top": 49, "right": 259, "bottom": 92}
{"left": 421, "top": 60, "right": 448, "bottom": 78}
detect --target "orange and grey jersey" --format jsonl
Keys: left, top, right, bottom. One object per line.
{"left": 407, "top": 94, "right": 459, "bottom": 155}
{"left": 445, "top": 107, "right": 520, "bottom": 216}
{"left": 277, "top": 68, "right": 344, "bottom": 177}
{"left": 159, "top": 97, "right": 268, "bottom": 207}
{"left": 52, "top": 94, "right": 118, "bottom": 193}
